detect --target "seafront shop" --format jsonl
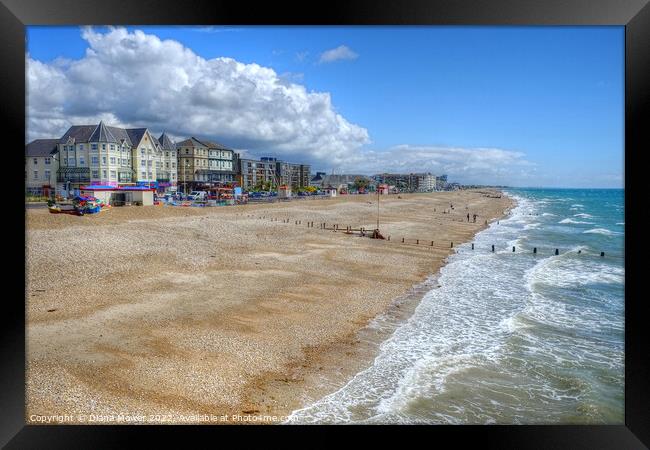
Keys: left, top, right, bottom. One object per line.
{"left": 79, "top": 185, "right": 155, "bottom": 206}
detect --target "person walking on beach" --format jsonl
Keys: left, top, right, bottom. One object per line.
{"left": 473, "top": 213, "right": 477, "bottom": 223}
{"left": 467, "top": 213, "right": 470, "bottom": 222}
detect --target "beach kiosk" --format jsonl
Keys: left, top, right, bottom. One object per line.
{"left": 377, "top": 184, "right": 390, "bottom": 195}
{"left": 80, "top": 185, "right": 155, "bottom": 206}
{"left": 278, "top": 185, "right": 292, "bottom": 198}
{"left": 323, "top": 186, "right": 337, "bottom": 197}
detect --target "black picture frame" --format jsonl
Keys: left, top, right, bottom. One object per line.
{"left": 2, "top": 0, "right": 647, "bottom": 447}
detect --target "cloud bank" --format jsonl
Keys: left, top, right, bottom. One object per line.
{"left": 338, "top": 145, "right": 535, "bottom": 185}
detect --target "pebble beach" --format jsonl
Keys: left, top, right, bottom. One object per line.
{"left": 25, "top": 190, "right": 513, "bottom": 424}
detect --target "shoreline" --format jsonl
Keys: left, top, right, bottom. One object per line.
{"left": 253, "top": 192, "right": 518, "bottom": 422}
{"left": 26, "top": 189, "right": 514, "bottom": 424}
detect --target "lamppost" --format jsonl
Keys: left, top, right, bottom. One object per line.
{"left": 377, "top": 185, "right": 380, "bottom": 231}
{"left": 183, "top": 159, "right": 188, "bottom": 195}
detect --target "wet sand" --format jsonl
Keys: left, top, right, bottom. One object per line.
{"left": 25, "top": 189, "right": 513, "bottom": 424}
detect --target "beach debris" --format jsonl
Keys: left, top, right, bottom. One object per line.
{"left": 370, "top": 229, "right": 385, "bottom": 239}
{"left": 47, "top": 308, "right": 57, "bottom": 312}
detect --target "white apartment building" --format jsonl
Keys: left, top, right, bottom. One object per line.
{"left": 25, "top": 139, "right": 59, "bottom": 196}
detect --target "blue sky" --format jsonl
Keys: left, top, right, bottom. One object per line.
{"left": 26, "top": 26, "right": 624, "bottom": 187}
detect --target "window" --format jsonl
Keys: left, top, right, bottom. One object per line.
{"left": 148, "top": 172, "right": 152, "bottom": 179}
{"left": 91, "top": 144, "right": 98, "bottom": 150}
{"left": 165, "top": 162, "right": 169, "bottom": 169}
{"left": 148, "top": 160, "right": 152, "bottom": 167}
{"left": 165, "top": 152, "right": 169, "bottom": 158}
{"left": 63, "top": 158, "right": 68, "bottom": 165}
{"left": 171, "top": 162, "right": 176, "bottom": 169}
{"left": 33, "top": 170, "right": 38, "bottom": 179}
{"left": 91, "top": 156, "right": 99, "bottom": 165}
{"left": 102, "top": 144, "right": 106, "bottom": 150}
{"left": 102, "top": 157, "right": 107, "bottom": 164}
{"left": 92, "top": 170, "right": 99, "bottom": 178}
{"left": 45, "top": 157, "right": 51, "bottom": 165}
{"left": 110, "top": 170, "right": 116, "bottom": 179}
{"left": 185, "top": 149, "right": 189, "bottom": 154}
{"left": 79, "top": 144, "right": 84, "bottom": 150}
{"left": 33, "top": 158, "right": 37, "bottom": 165}
{"left": 141, "top": 171, "right": 146, "bottom": 179}
{"left": 141, "top": 149, "right": 145, "bottom": 156}
{"left": 79, "top": 156, "right": 85, "bottom": 165}
{"left": 44, "top": 170, "right": 51, "bottom": 179}
{"left": 122, "top": 158, "right": 127, "bottom": 165}
{"left": 110, "top": 145, "right": 115, "bottom": 151}
{"left": 141, "top": 160, "right": 146, "bottom": 167}
{"left": 110, "top": 157, "right": 116, "bottom": 164}
{"left": 102, "top": 170, "right": 107, "bottom": 179}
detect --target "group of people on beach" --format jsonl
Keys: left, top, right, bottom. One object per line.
{"left": 467, "top": 212, "right": 478, "bottom": 223}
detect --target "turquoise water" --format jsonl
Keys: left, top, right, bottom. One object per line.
{"left": 287, "top": 188, "right": 625, "bottom": 424}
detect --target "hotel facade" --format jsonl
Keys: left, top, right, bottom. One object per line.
{"left": 53, "top": 121, "right": 178, "bottom": 194}
{"left": 26, "top": 121, "right": 315, "bottom": 197}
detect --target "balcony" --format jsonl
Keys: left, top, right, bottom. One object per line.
{"left": 57, "top": 167, "right": 90, "bottom": 183}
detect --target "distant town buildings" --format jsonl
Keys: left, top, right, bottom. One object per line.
{"left": 372, "top": 173, "right": 437, "bottom": 193}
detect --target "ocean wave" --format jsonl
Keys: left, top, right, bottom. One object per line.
{"left": 574, "top": 213, "right": 593, "bottom": 219}
{"left": 571, "top": 204, "right": 585, "bottom": 208}
{"left": 616, "top": 222, "right": 624, "bottom": 226}
{"left": 541, "top": 213, "right": 556, "bottom": 217}
{"left": 525, "top": 255, "right": 624, "bottom": 290}
{"left": 583, "top": 228, "right": 620, "bottom": 236}
{"left": 559, "top": 218, "right": 593, "bottom": 225}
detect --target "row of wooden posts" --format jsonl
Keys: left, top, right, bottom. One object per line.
{"left": 244, "top": 214, "right": 613, "bottom": 258}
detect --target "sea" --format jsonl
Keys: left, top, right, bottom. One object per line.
{"left": 287, "top": 188, "right": 625, "bottom": 424}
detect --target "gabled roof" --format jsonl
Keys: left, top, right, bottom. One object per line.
{"left": 126, "top": 128, "right": 148, "bottom": 148}
{"left": 59, "top": 125, "right": 97, "bottom": 144}
{"left": 88, "top": 121, "right": 119, "bottom": 144}
{"left": 195, "top": 138, "right": 232, "bottom": 151}
{"left": 25, "top": 139, "right": 59, "bottom": 157}
{"left": 108, "top": 126, "right": 132, "bottom": 147}
{"left": 175, "top": 137, "right": 208, "bottom": 148}
{"left": 158, "top": 132, "right": 176, "bottom": 150}
{"left": 59, "top": 123, "right": 133, "bottom": 146}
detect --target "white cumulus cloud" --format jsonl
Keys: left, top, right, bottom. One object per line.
{"left": 26, "top": 27, "right": 370, "bottom": 167}
{"left": 318, "top": 45, "right": 358, "bottom": 64}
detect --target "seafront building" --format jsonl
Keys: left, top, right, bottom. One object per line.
{"left": 237, "top": 156, "right": 311, "bottom": 190}
{"left": 237, "top": 157, "right": 278, "bottom": 189}
{"left": 27, "top": 122, "right": 313, "bottom": 197}
{"left": 372, "top": 172, "right": 437, "bottom": 192}
{"left": 25, "top": 139, "right": 59, "bottom": 196}
{"left": 176, "top": 137, "right": 235, "bottom": 192}
{"left": 52, "top": 121, "right": 178, "bottom": 195}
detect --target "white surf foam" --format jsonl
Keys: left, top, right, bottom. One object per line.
{"left": 559, "top": 218, "right": 593, "bottom": 225}
{"left": 583, "top": 228, "right": 620, "bottom": 236}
